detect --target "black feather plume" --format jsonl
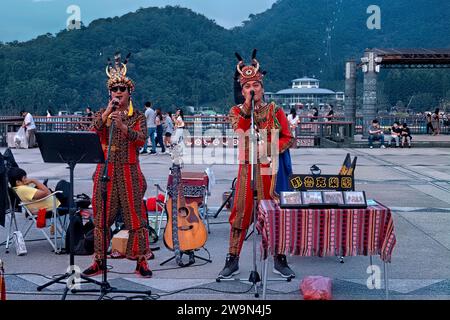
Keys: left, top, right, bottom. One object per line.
{"left": 251, "top": 49, "right": 257, "bottom": 60}
{"left": 124, "top": 52, "right": 132, "bottom": 65}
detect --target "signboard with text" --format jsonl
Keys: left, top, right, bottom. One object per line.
{"left": 289, "top": 174, "right": 354, "bottom": 191}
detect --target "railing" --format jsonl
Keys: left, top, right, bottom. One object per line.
{"left": 353, "top": 116, "right": 449, "bottom": 135}
{"left": 297, "top": 115, "right": 449, "bottom": 135}
{"left": 1, "top": 114, "right": 448, "bottom": 147}
{"left": 0, "top": 116, "right": 91, "bottom": 147}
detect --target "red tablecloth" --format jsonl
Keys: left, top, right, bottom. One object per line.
{"left": 257, "top": 200, "right": 396, "bottom": 262}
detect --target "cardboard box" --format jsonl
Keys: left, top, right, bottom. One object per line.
{"left": 111, "top": 230, "right": 129, "bottom": 256}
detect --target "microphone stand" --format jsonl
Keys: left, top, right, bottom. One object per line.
{"left": 72, "top": 108, "right": 152, "bottom": 300}
{"left": 248, "top": 91, "right": 261, "bottom": 297}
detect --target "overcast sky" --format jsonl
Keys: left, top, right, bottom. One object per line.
{"left": 1, "top": 0, "right": 277, "bottom": 42}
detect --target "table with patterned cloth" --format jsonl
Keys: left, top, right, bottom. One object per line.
{"left": 257, "top": 199, "right": 397, "bottom": 299}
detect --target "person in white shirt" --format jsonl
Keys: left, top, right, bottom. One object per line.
{"left": 287, "top": 107, "right": 299, "bottom": 138}
{"left": 172, "top": 108, "right": 185, "bottom": 145}
{"left": 20, "top": 110, "right": 37, "bottom": 148}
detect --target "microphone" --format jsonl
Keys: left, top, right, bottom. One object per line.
{"left": 250, "top": 90, "right": 255, "bottom": 99}
{"left": 107, "top": 99, "right": 120, "bottom": 125}
{"left": 111, "top": 99, "right": 119, "bottom": 112}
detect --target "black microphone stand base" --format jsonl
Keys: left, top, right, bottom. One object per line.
{"left": 160, "top": 250, "right": 212, "bottom": 266}
{"left": 71, "top": 282, "right": 153, "bottom": 300}
{"left": 35, "top": 161, "right": 107, "bottom": 299}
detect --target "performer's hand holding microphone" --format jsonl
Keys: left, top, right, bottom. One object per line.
{"left": 104, "top": 98, "right": 120, "bottom": 127}
{"left": 108, "top": 98, "right": 120, "bottom": 114}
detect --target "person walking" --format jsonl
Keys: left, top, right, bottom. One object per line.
{"left": 163, "top": 111, "right": 174, "bottom": 147}
{"left": 432, "top": 108, "right": 440, "bottom": 136}
{"left": 142, "top": 102, "right": 157, "bottom": 154}
{"left": 20, "top": 110, "right": 37, "bottom": 148}
{"left": 155, "top": 109, "right": 166, "bottom": 154}
{"left": 426, "top": 112, "right": 434, "bottom": 134}
{"left": 287, "top": 107, "right": 299, "bottom": 137}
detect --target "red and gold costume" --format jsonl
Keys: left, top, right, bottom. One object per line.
{"left": 227, "top": 60, "right": 295, "bottom": 256}
{"left": 90, "top": 54, "right": 151, "bottom": 261}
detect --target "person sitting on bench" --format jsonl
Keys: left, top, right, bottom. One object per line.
{"left": 401, "top": 123, "right": 412, "bottom": 148}
{"left": 389, "top": 122, "right": 402, "bottom": 148}
{"left": 368, "top": 119, "right": 386, "bottom": 149}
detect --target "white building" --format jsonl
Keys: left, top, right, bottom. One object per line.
{"left": 265, "top": 77, "right": 344, "bottom": 111}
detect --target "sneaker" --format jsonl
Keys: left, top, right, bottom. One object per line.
{"left": 140, "top": 150, "right": 148, "bottom": 154}
{"left": 135, "top": 260, "right": 153, "bottom": 278}
{"left": 82, "top": 260, "right": 104, "bottom": 277}
{"left": 149, "top": 151, "right": 157, "bottom": 155}
{"left": 380, "top": 145, "right": 386, "bottom": 149}
{"left": 273, "top": 254, "right": 295, "bottom": 278}
{"left": 217, "top": 254, "right": 240, "bottom": 279}
{"left": 369, "top": 146, "right": 373, "bottom": 149}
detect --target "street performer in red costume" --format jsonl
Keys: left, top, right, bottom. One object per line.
{"left": 218, "top": 51, "right": 296, "bottom": 279}
{"left": 83, "top": 52, "right": 152, "bottom": 278}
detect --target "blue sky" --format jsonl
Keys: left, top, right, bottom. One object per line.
{"left": 1, "top": 0, "right": 276, "bottom": 42}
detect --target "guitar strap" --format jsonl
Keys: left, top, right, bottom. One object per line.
{"left": 170, "top": 164, "right": 184, "bottom": 266}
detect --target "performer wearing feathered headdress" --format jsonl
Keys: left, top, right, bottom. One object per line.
{"left": 83, "top": 52, "right": 153, "bottom": 278}
{"left": 218, "top": 50, "right": 296, "bottom": 279}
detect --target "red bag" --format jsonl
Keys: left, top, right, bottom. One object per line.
{"left": 146, "top": 194, "right": 165, "bottom": 212}
{"left": 36, "top": 208, "right": 47, "bottom": 228}
{"left": 300, "top": 276, "right": 333, "bottom": 300}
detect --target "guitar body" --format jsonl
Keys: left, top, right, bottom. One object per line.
{"left": 163, "top": 197, "right": 208, "bottom": 252}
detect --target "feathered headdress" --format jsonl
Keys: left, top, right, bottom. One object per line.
{"left": 235, "top": 49, "right": 266, "bottom": 86}
{"left": 105, "top": 52, "right": 135, "bottom": 117}
{"left": 233, "top": 49, "right": 267, "bottom": 104}
{"left": 106, "top": 52, "right": 135, "bottom": 92}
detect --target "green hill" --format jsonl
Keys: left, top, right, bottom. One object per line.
{"left": 0, "top": 0, "right": 449, "bottom": 115}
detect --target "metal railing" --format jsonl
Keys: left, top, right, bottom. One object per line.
{"left": 1, "top": 114, "right": 447, "bottom": 147}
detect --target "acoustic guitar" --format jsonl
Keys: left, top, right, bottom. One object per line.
{"left": 163, "top": 145, "right": 208, "bottom": 260}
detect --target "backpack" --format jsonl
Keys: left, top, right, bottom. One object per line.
{"left": 55, "top": 180, "right": 91, "bottom": 209}
{"left": 55, "top": 180, "right": 71, "bottom": 208}
{"left": 65, "top": 213, "right": 94, "bottom": 255}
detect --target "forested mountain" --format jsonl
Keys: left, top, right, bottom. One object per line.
{"left": 0, "top": 0, "right": 449, "bottom": 115}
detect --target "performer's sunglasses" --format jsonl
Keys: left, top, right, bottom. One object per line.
{"left": 111, "top": 86, "right": 128, "bottom": 93}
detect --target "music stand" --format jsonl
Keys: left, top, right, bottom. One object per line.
{"left": 35, "top": 132, "right": 104, "bottom": 298}
{"left": 35, "top": 131, "right": 153, "bottom": 300}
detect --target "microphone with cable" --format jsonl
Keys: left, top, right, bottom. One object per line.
{"left": 249, "top": 90, "right": 255, "bottom": 111}
{"left": 111, "top": 99, "right": 119, "bottom": 112}
{"left": 107, "top": 99, "right": 120, "bottom": 127}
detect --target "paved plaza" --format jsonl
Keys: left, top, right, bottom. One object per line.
{"left": 1, "top": 145, "right": 450, "bottom": 300}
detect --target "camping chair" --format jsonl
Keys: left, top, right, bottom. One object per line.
{"left": 4, "top": 187, "right": 20, "bottom": 253}
{"left": 6, "top": 188, "right": 67, "bottom": 254}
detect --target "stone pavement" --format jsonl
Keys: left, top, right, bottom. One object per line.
{"left": 1, "top": 146, "right": 450, "bottom": 300}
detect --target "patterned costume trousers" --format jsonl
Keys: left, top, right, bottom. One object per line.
{"left": 92, "top": 163, "right": 151, "bottom": 260}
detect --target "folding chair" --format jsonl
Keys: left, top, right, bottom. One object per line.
{"left": 4, "top": 188, "right": 20, "bottom": 253}
{"left": 7, "top": 188, "right": 67, "bottom": 253}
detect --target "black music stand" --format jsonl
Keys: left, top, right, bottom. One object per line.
{"left": 35, "top": 131, "right": 153, "bottom": 300}
{"left": 35, "top": 132, "right": 105, "bottom": 299}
